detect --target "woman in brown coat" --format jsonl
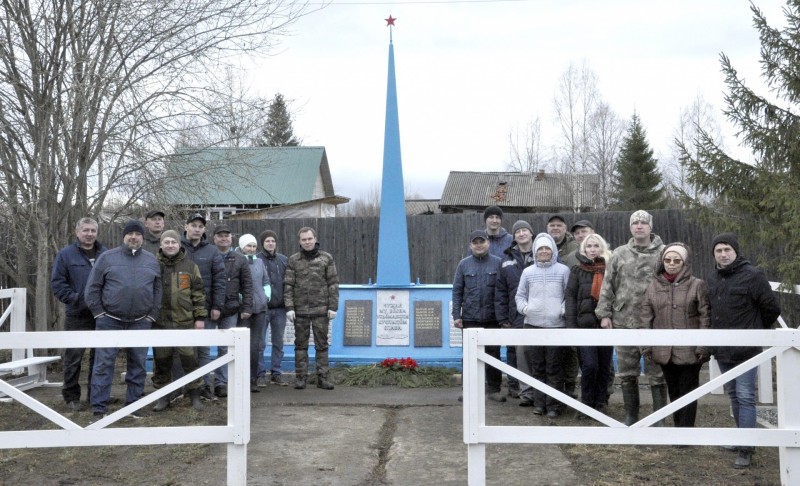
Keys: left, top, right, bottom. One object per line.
{"left": 641, "top": 242, "right": 710, "bottom": 428}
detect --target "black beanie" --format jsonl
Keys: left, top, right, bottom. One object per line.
{"left": 122, "top": 220, "right": 145, "bottom": 237}
{"left": 259, "top": 229, "right": 278, "bottom": 249}
{"left": 711, "top": 232, "right": 740, "bottom": 257}
{"left": 483, "top": 205, "right": 503, "bottom": 221}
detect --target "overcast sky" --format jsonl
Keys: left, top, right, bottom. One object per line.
{"left": 248, "top": 0, "right": 786, "bottom": 201}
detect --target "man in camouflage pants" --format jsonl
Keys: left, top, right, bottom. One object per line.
{"left": 595, "top": 210, "right": 667, "bottom": 426}
{"left": 284, "top": 227, "right": 339, "bottom": 390}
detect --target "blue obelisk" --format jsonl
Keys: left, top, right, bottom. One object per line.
{"left": 376, "top": 21, "right": 411, "bottom": 286}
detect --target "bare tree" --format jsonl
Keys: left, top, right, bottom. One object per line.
{"left": 669, "top": 93, "right": 725, "bottom": 204}
{"left": 0, "top": 0, "right": 309, "bottom": 331}
{"left": 506, "top": 116, "right": 548, "bottom": 172}
{"left": 553, "top": 61, "right": 599, "bottom": 212}
{"left": 587, "top": 102, "right": 625, "bottom": 210}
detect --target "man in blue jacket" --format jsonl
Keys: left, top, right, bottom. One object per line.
{"left": 51, "top": 217, "right": 108, "bottom": 411}
{"left": 453, "top": 230, "right": 504, "bottom": 402}
{"left": 84, "top": 220, "right": 162, "bottom": 419}
{"left": 256, "top": 229, "right": 290, "bottom": 387}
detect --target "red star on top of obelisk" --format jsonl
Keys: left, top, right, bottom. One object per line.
{"left": 385, "top": 15, "right": 396, "bottom": 26}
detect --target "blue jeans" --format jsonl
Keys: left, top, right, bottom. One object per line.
{"left": 718, "top": 361, "right": 758, "bottom": 430}
{"left": 90, "top": 316, "right": 151, "bottom": 414}
{"left": 258, "top": 308, "right": 287, "bottom": 377}
{"left": 197, "top": 314, "right": 237, "bottom": 387}
{"left": 240, "top": 312, "right": 266, "bottom": 382}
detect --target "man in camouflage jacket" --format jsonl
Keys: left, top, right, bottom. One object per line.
{"left": 284, "top": 227, "right": 339, "bottom": 390}
{"left": 595, "top": 210, "right": 667, "bottom": 426}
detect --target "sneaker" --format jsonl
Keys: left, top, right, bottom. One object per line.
{"left": 66, "top": 401, "right": 85, "bottom": 412}
{"left": 256, "top": 376, "right": 269, "bottom": 388}
{"left": 733, "top": 449, "right": 752, "bottom": 469}
{"left": 90, "top": 412, "right": 106, "bottom": 424}
{"left": 487, "top": 392, "right": 507, "bottom": 403}
{"left": 168, "top": 390, "right": 184, "bottom": 404}
{"left": 200, "top": 386, "right": 218, "bottom": 401}
{"left": 532, "top": 406, "right": 545, "bottom": 416}
{"left": 546, "top": 409, "right": 561, "bottom": 419}
{"left": 270, "top": 374, "right": 288, "bottom": 386}
{"left": 128, "top": 407, "right": 148, "bottom": 419}
{"left": 214, "top": 385, "right": 228, "bottom": 398}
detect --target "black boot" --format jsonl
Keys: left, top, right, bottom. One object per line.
{"left": 189, "top": 388, "right": 204, "bottom": 411}
{"left": 621, "top": 379, "right": 640, "bottom": 426}
{"left": 153, "top": 395, "right": 170, "bottom": 412}
{"left": 651, "top": 384, "right": 668, "bottom": 427}
{"left": 317, "top": 375, "right": 334, "bottom": 390}
{"left": 294, "top": 375, "right": 308, "bottom": 389}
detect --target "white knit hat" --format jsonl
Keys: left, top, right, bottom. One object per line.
{"left": 238, "top": 234, "right": 257, "bottom": 251}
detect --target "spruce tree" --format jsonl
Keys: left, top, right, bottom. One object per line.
{"left": 256, "top": 93, "right": 300, "bottom": 147}
{"left": 680, "top": 2, "right": 800, "bottom": 283}
{"left": 611, "top": 113, "right": 666, "bottom": 210}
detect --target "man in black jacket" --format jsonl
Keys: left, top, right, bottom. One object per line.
{"left": 708, "top": 232, "right": 780, "bottom": 469}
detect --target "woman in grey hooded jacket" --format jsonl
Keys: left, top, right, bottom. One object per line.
{"left": 514, "top": 233, "right": 570, "bottom": 417}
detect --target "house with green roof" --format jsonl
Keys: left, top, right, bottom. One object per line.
{"left": 167, "top": 146, "right": 349, "bottom": 219}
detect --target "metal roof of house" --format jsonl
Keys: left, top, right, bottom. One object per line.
{"left": 166, "top": 146, "right": 334, "bottom": 206}
{"left": 439, "top": 171, "right": 600, "bottom": 210}
{"left": 405, "top": 199, "right": 441, "bottom": 215}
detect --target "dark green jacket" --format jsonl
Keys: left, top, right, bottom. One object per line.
{"left": 284, "top": 243, "right": 339, "bottom": 317}
{"left": 158, "top": 247, "right": 207, "bottom": 327}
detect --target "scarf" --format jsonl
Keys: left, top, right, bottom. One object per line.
{"left": 579, "top": 258, "right": 606, "bottom": 301}
{"left": 663, "top": 271, "right": 678, "bottom": 283}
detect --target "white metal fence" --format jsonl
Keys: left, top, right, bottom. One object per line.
{"left": 462, "top": 328, "right": 800, "bottom": 486}
{"left": 0, "top": 326, "right": 251, "bottom": 485}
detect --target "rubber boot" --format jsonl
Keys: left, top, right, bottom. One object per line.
{"left": 621, "top": 379, "right": 640, "bottom": 426}
{"left": 651, "top": 384, "right": 668, "bottom": 427}
{"left": 189, "top": 388, "right": 204, "bottom": 411}
{"left": 317, "top": 374, "right": 334, "bottom": 390}
{"left": 153, "top": 395, "right": 170, "bottom": 412}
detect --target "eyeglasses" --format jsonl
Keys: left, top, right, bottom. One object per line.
{"left": 663, "top": 258, "right": 683, "bottom": 264}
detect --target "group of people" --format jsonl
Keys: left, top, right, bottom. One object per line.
{"left": 51, "top": 211, "right": 340, "bottom": 421}
{"left": 452, "top": 206, "right": 780, "bottom": 469}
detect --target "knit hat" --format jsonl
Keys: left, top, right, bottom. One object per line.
{"left": 570, "top": 219, "right": 593, "bottom": 233}
{"left": 239, "top": 234, "right": 257, "bottom": 251}
{"left": 630, "top": 210, "right": 653, "bottom": 228}
{"left": 122, "top": 220, "right": 145, "bottom": 237}
{"left": 663, "top": 244, "right": 689, "bottom": 262}
{"left": 511, "top": 220, "right": 533, "bottom": 237}
{"left": 260, "top": 229, "right": 278, "bottom": 243}
{"left": 533, "top": 234, "right": 553, "bottom": 253}
{"left": 711, "top": 232, "right": 740, "bottom": 257}
{"left": 483, "top": 206, "right": 503, "bottom": 221}
{"left": 160, "top": 229, "right": 181, "bottom": 243}
{"left": 469, "top": 229, "right": 488, "bottom": 242}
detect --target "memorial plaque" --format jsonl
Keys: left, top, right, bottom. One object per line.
{"left": 414, "top": 301, "right": 442, "bottom": 347}
{"left": 448, "top": 301, "right": 462, "bottom": 348}
{"left": 343, "top": 300, "right": 373, "bottom": 346}
{"left": 376, "top": 290, "right": 410, "bottom": 346}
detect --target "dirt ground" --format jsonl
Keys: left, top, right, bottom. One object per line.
{"left": 0, "top": 357, "right": 784, "bottom": 486}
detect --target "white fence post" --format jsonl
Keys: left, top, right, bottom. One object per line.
{"left": 9, "top": 288, "right": 27, "bottom": 365}
{"left": 463, "top": 328, "right": 486, "bottom": 486}
{"left": 227, "top": 325, "right": 250, "bottom": 485}
{"left": 777, "top": 343, "right": 800, "bottom": 485}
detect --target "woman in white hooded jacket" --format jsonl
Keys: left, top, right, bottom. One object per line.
{"left": 515, "top": 233, "right": 570, "bottom": 417}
